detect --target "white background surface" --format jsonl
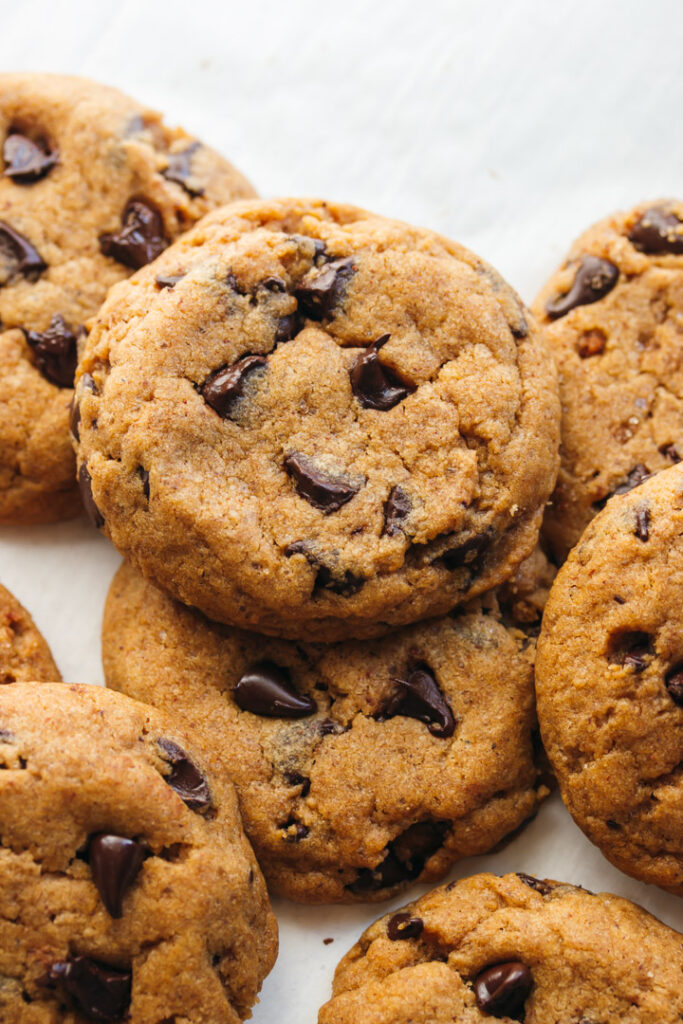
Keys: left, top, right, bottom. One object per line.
{"left": 1, "top": 0, "right": 683, "bottom": 1019}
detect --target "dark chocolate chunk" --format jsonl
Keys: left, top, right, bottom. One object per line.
{"left": 89, "top": 834, "right": 145, "bottom": 918}
{"left": 614, "top": 464, "right": 651, "bottom": 495}
{"left": 473, "top": 961, "right": 533, "bottom": 1019}
{"left": 347, "top": 820, "right": 449, "bottom": 894}
{"left": 279, "top": 818, "right": 310, "bottom": 842}
{"left": 49, "top": 956, "right": 131, "bottom": 1022}
{"left": 99, "top": 199, "right": 168, "bottom": 269}
{"left": 665, "top": 664, "right": 683, "bottom": 707}
{"left": 275, "top": 312, "right": 301, "bottom": 343}
{"left": 387, "top": 912, "right": 424, "bottom": 941}
{"left": 24, "top": 314, "right": 78, "bottom": 388}
{"left": 284, "top": 540, "right": 365, "bottom": 595}
{"left": 634, "top": 505, "right": 650, "bottom": 542}
{"left": 350, "top": 334, "right": 413, "bottom": 410}
{"left": 284, "top": 452, "right": 362, "bottom": 513}
{"left": 162, "top": 142, "right": 204, "bottom": 196}
{"left": 380, "top": 665, "right": 455, "bottom": 738}
{"left": 0, "top": 220, "right": 46, "bottom": 281}
{"left": 157, "top": 738, "right": 211, "bottom": 812}
{"left": 608, "top": 630, "right": 653, "bottom": 673}
{"left": 516, "top": 872, "right": 554, "bottom": 896}
{"left": 235, "top": 661, "right": 316, "bottom": 718}
{"left": 295, "top": 256, "right": 356, "bottom": 319}
{"left": 201, "top": 354, "right": 267, "bottom": 418}
{"left": 4, "top": 132, "right": 57, "bottom": 183}
{"left": 439, "top": 532, "right": 491, "bottom": 571}
{"left": 546, "top": 256, "right": 619, "bottom": 319}
{"left": 78, "top": 464, "right": 104, "bottom": 529}
{"left": 155, "top": 272, "right": 185, "bottom": 289}
{"left": 383, "top": 485, "right": 411, "bottom": 536}
{"left": 629, "top": 206, "right": 683, "bottom": 254}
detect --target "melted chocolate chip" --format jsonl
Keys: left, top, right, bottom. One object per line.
{"left": 49, "top": 956, "right": 131, "bottom": 1023}
{"left": 634, "top": 505, "right": 650, "bottom": 542}
{"left": 546, "top": 256, "right": 619, "bottom": 319}
{"left": 138, "top": 467, "right": 150, "bottom": 500}
{"left": 4, "top": 132, "right": 57, "bottom": 182}
{"left": 665, "top": 664, "right": 683, "bottom": 707}
{"left": 347, "top": 821, "right": 449, "bottom": 894}
{"left": 284, "top": 541, "right": 365, "bottom": 596}
{"left": 387, "top": 912, "right": 424, "bottom": 941}
{"left": 439, "top": 532, "right": 491, "bottom": 571}
{"left": 155, "top": 272, "right": 185, "bottom": 289}
{"left": 157, "top": 739, "right": 211, "bottom": 812}
{"left": 89, "top": 834, "right": 145, "bottom": 918}
{"left": 516, "top": 872, "right": 554, "bottom": 896}
{"left": 284, "top": 771, "right": 311, "bottom": 796}
{"left": 24, "top": 314, "right": 78, "bottom": 388}
{"left": 383, "top": 485, "right": 411, "bottom": 536}
{"left": 473, "top": 961, "right": 533, "bottom": 1019}
{"left": 350, "top": 334, "right": 413, "bottom": 410}
{"left": 0, "top": 220, "right": 46, "bottom": 281}
{"left": 162, "top": 142, "right": 204, "bottom": 196}
{"left": 380, "top": 665, "right": 455, "bottom": 738}
{"left": 279, "top": 818, "right": 310, "bottom": 842}
{"left": 78, "top": 464, "right": 104, "bottom": 529}
{"left": 629, "top": 206, "right": 683, "bottom": 254}
{"left": 284, "top": 452, "right": 363, "bottom": 513}
{"left": 234, "top": 661, "right": 317, "bottom": 718}
{"left": 275, "top": 312, "right": 301, "bottom": 343}
{"left": 608, "top": 630, "right": 654, "bottom": 673}
{"left": 201, "top": 354, "right": 267, "bottom": 418}
{"left": 614, "top": 464, "right": 651, "bottom": 495}
{"left": 100, "top": 199, "right": 168, "bottom": 269}
{"left": 295, "top": 256, "right": 356, "bottom": 319}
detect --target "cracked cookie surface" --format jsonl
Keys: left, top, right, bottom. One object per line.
{"left": 318, "top": 872, "right": 683, "bottom": 1024}
{"left": 536, "top": 465, "right": 683, "bottom": 893}
{"left": 102, "top": 554, "right": 552, "bottom": 902}
{"left": 0, "top": 73, "right": 254, "bottom": 525}
{"left": 533, "top": 199, "right": 683, "bottom": 560}
{"left": 0, "top": 682, "right": 277, "bottom": 1023}
{"left": 0, "top": 582, "right": 59, "bottom": 683}
{"left": 77, "top": 197, "right": 560, "bottom": 640}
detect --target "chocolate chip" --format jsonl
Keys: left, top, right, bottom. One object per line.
{"left": 49, "top": 956, "right": 131, "bottom": 1023}
{"left": 380, "top": 665, "right": 455, "bottom": 738}
{"left": 275, "top": 312, "right": 301, "bottom": 343}
{"left": 201, "top": 354, "right": 267, "bottom": 418}
{"left": 279, "top": 818, "right": 310, "bottom": 842}
{"left": 162, "top": 142, "right": 204, "bottom": 196}
{"left": 516, "top": 872, "right": 554, "bottom": 896}
{"left": 138, "top": 467, "right": 150, "bottom": 500}
{"left": 234, "top": 661, "right": 317, "bottom": 718}
{"left": 318, "top": 717, "right": 344, "bottom": 736}
{"left": 99, "top": 199, "right": 168, "bottom": 269}
{"left": 387, "top": 912, "right": 423, "bottom": 941}
{"left": 473, "top": 961, "right": 533, "bottom": 1019}
{"left": 284, "top": 771, "right": 311, "bottom": 796}
{"left": 629, "top": 206, "right": 683, "bottom": 254}
{"left": 350, "top": 334, "right": 413, "bottom": 410}
{"left": 546, "top": 256, "right": 619, "bottom": 319}
{"left": 226, "top": 271, "right": 248, "bottom": 295}
{"left": 284, "top": 541, "right": 365, "bottom": 596}
{"left": 157, "top": 739, "right": 211, "bottom": 812}
{"left": 606, "top": 818, "right": 622, "bottom": 830}
{"left": 634, "top": 505, "right": 650, "bottom": 542}
{"left": 0, "top": 220, "right": 46, "bottom": 282}
{"left": 347, "top": 820, "right": 449, "bottom": 894}
{"left": 70, "top": 373, "right": 96, "bottom": 441}
{"left": 24, "top": 314, "right": 77, "bottom": 388}
{"left": 665, "top": 664, "right": 683, "bottom": 707}
{"left": 78, "top": 464, "right": 104, "bottom": 529}
{"left": 155, "top": 272, "right": 185, "bottom": 289}
{"left": 295, "top": 256, "right": 356, "bottom": 319}
{"left": 261, "top": 275, "right": 287, "bottom": 292}
{"left": 89, "top": 834, "right": 145, "bottom": 918}
{"left": 4, "top": 132, "right": 57, "bottom": 183}
{"left": 439, "top": 532, "right": 492, "bottom": 571}
{"left": 608, "top": 630, "right": 653, "bottom": 673}
{"left": 284, "top": 452, "right": 363, "bottom": 513}
{"left": 383, "top": 485, "right": 411, "bottom": 536}
{"left": 660, "top": 443, "right": 681, "bottom": 463}
{"left": 577, "top": 328, "right": 607, "bottom": 358}
{"left": 614, "top": 464, "right": 651, "bottom": 495}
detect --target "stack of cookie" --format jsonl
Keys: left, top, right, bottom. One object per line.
{"left": 1, "top": 71, "right": 682, "bottom": 1024}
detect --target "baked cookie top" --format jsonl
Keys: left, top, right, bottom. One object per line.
{"left": 0, "top": 581, "right": 59, "bottom": 683}
{"left": 102, "top": 553, "right": 552, "bottom": 902}
{"left": 0, "top": 682, "right": 277, "bottom": 1023}
{"left": 0, "top": 72, "right": 254, "bottom": 525}
{"left": 533, "top": 199, "right": 683, "bottom": 559}
{"left": 536, "top": 464, "right": 683, "bottom": 893}
{"left": 76, "top": 197, "right": 560, "bottom": 640}
{"left": 319, "top": 872, "right": 683, "bottom": 1024}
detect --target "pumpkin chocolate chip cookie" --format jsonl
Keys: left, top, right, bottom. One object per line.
{"left": 0, "top": 580, "right": 59, "bottom": 683}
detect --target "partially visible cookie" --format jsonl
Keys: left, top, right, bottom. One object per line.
{"left": 319, "top": 872, "right": 683, "bottom": 1024}
{"left": 0, "top": 581, "right": 59, "bottom": 683}
{"left": 536, "top": 464, "right": 683, "bottom": 893}
{"left": 534, "top": 199, "right": 683, "bottom": 559}
{"left": 102, "top": 555, "right": 551, "bottom": 903}
{"left": 0, "top": 681, "right": 277, "bottom": 1023}
{"left": 0, "top": 72, "right": 254, "bottom": 524}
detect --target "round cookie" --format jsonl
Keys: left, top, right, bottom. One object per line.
{"left": 536, "top": 464, "right": 683, "bottom": 893}
{"left": 0, "top": 73, "right": 254, "bottom": 525}
{"left": 102, "top": 554, "right": 552, "bottom": 903}
{"left": 0, "top": 581, "right": 60, "bottom": 683}
{"left": 319, "top": 872, "right": 683, "bottom": 1024}
{"left": 76, "top": 197, "right": 560, "bottom": 640}
{"left": 533, "top": 199, "right": 683, "bottom": 560}
{"left": 0, "top": 681, "right": 277, "bottom": 1023}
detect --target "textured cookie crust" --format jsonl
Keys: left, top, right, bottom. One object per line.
{"left": 77, "top": 197, "right": 560, "bottom": 640}
{"left": 0, "top": 582, "right": 60, "bottom": 683}
{"left": 102, "top": 556, "right": 551, "bottom": 902}
{"left": 0, "top": 72, "right": 254, "bottom": 525}
{"left": 0, "top": 682, "right": 277, "bottom": 1023}
{"left": 536, "top": 465, "right": 683, "bottom": 893}
{"left": 534, "top": 199, "right": 683, "bottom": 559}
{"left": 319, "top": 872, "right": 683, "bottom": 1024}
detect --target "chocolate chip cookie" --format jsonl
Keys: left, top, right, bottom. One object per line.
{"left": 0, "top": 581, "right": 59, "bottom": 683}
{"left": 536, "top": 464, "right": 683, "bottom": 893}
{"left": 319, "top": 872, "right": 683, "bottom": 1023}
{"left": 76, "top": 197, "right": 560, "bottom": 640}
{"left": 0, "top": 73, "right": 254, "bottom": 525}
{"left": 0, "top": 681, "right": 277, "bottom": 1023}
{"left": 102, "top": 554, "right": 552, "bottom": 902}
{"left": 533, "top": 200, "right": 683, "bottom": 559}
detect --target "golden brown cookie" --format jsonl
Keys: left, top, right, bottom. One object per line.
{"left": 75, "top": 197, "right": 560, "bottom": 640}
{"left": 533, "top": 200, "right": 683, "bottom": 559}
{"left": 0, "top": 681, "right": 277, "bottom": 1023}
{"left": 0, "top": 580, "right": 59, "bottom": 683}
{"left": 0, "top": 72, "right": 254, "bottom": 525}
{"left": 319, "top": 872, "right": 683, "bottom": 1024}
{"left": 536, "top": 464, "right": 683, "bottom": 893}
